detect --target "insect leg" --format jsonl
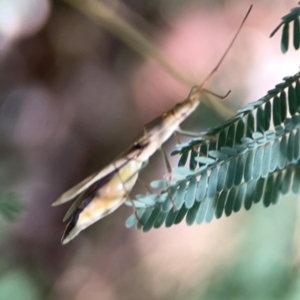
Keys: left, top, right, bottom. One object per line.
{"left": 112, "top": 160, "right": 144, "bottom": 226}
{"left": 173, "top": 131, "right": 181, "bottom": 144}
{"left": 202, "top": 89, "right": 231, "bottom": 100}
{"left": 160, "top": 147, "right": 172, "bottom": 174}
{"left": 136, "top": 160, "right": 154, "bottom": 193}
{"left": 127, "top": 194, "right": 144, "bottom": 226}
{"left": 114, "top": 157, "right": 151, "bottom": 226}
{"left": 176, "top": 128, "right": 217, "bottom": 141}
{"left": 138, "top": 178, "right": 152, "bottom": 193}
{"left": 159, "top": 147, "right": 177, "bottom": 210}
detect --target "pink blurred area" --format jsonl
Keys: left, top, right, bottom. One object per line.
{"left": 0, "top": 0, "right": 50, "bottom": 47}
{"left": 0, "top": 0, "right": 298, "bottom": 299}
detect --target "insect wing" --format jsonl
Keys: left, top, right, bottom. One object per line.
{"left": 61, "top": 155, "right": 143, "bottom": 244}
{"left": 52, "top": 155, "right": 137, "bottom": 206}
{"left": 62, "top": 170, "right": 115, "bottom": 222}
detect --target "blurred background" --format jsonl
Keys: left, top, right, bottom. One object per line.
{"left": 0, "top": 0, "right": 299, "bottom": 299}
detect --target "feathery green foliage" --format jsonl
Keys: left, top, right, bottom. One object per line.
{"left": 126, "top": 111, "right": 300, "bottom": 230}
{"left": 270, "top": 2, "right": 300, "bottom": 53}
{"left": 126, "top": 27, "right": 300, "bottom": 230}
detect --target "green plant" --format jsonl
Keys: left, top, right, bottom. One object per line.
{"left": 270, "top": 2, "right": 300, "bottom": 53}
{"left": 125, "top": 3, "right": 300, "bottom": 232}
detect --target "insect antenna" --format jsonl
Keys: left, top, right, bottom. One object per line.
{"left": 192, "top": 4, "right": 253, "bottom": 101}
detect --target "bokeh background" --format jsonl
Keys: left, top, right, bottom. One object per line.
{"left": 0, "top": 0, "right": 300, "bottom": 299}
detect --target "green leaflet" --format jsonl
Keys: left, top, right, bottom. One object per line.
{"left": 185, "top": 177, "right": 197, "bottom": 209}
{"left": 143, "top": 206, "right": 161, "bottom": 232}
{"left": 253, "top": 178, "right": 265, "bottom": 204}
{"left": 174, "top": 182, "right": 186, "bottom": 209}
{"left": 292, "top": 166, "right": 300, "bottom": 195}
{"left": 263, "top": 175, "right": 274, "bottom": 208}
{"left": 224, "top": 187, "right": 236, "bottom": 217}
{"left": 196, "top": 171, "right": 208, "bottom": 201}
{"left": 294, "top": 17, "right": 300, "bottom": 49}
{"left": 270, "top": 4, "right": 300, "bottom": 52}
{"left": 225, "top": 160, "right": 236, "bottom": 189}
{"left": 165, "top": 208, "right": 180, "bottom": 227}
{"left": 215, "top": 191, "right": 228, "bottom": 219}
{"left": 281, "top": 23, "right": 289, "bottom": 53}
{"left": 186, "top": 201, "right": 200, "bottom": 226}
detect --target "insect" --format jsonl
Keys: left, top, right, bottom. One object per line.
{"left": 53, "top": 143, "right": 145, "bottom": 244}
{"left": 53, "top": 5, "right": 252, "bottom": 244}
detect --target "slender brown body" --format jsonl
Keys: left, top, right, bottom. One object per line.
{"left": 52, "top": 6, "right": 252, "bottom": 244}
{"left": 53, "top": 90, "right": 200, "bottom": 244}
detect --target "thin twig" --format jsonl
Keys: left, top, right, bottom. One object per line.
{"left": 62, "top": 0, "right": 239, "bottom": 118}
